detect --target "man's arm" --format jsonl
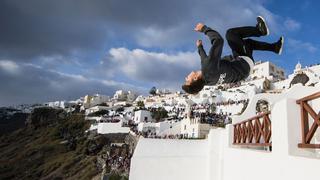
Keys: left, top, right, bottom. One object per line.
{"left": 197, "top": 40, "right": 208, "bottom": 60}
{"left": 199, "top": 25, "right": 223, "bottom": 45}
{"left": 195, "top": 23, "right": 224, "bottom": 60}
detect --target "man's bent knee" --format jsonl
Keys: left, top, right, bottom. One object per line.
{"left": 226, "top": 28, "right": 236, "bottom": 41}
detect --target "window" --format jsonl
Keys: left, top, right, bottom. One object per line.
{"left": 184, "top": 125, "right": 186, "bottom": 130}
{"left": 144, "top": 117, "right": 148, "bottom": 121}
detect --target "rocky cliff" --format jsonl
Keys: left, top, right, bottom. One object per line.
{"left": 0, "top": 108, "right": 130, "bottom": 180}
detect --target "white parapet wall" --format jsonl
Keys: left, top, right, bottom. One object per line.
{"left": 130, "top": 85, "right": 320, "bottom": 180}
{"left": 233, "top": 84, "right": 320, "bottom": 124}
{"left": 130, "top": 138, "right": 209, "bottom": 180}
{"left": 97, "top": 122, "right": 130, "bottom": 134}
{"left": 220, "top": 97, "right": 320, "bottom": 180}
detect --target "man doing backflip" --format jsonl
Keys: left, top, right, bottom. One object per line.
{"left": 182, "top": 16, "right": 284, "bottom": 94}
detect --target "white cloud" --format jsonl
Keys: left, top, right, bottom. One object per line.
{"left": 132, "top": 0, "right": 283, "bottom": 48}
{"left": 1, "top": 0, "right": 315, "bottom": 106}
{"left": 287, "top": 38, "right": 317, "bottom": 53}
{"left": 0, "top": 61, "right": 146, "bottom": 106}
{"left": 0, "top": 60, "right": 19, "bottom": 74}
{"left": 284, "top": 18, "right": 301, "bottom": 31}
{"left": 107, "top": 48, "right": 199, "bottom": 88}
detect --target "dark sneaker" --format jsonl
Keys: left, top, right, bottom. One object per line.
{"left": 256, "top": 16, "right": 269, "bottom": 36}
{"left": 274, "top": 36, "right": 284, "bottom": 55}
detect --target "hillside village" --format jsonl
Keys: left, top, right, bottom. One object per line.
{"left": 6, "top": 61, "right": 320, "bottom": 138}
{"left": 2, "top": 61, "right": 320, "bottom": 179}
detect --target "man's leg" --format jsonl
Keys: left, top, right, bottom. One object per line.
{"left": 225, "top": 26, "right": 262, "bottom": 58}
{"left": 245, "top": 37, "right": 284, "bottom": 55}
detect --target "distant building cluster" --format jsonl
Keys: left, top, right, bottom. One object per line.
{"left": 3, "top": 61, "right": 320, "bottom": 139}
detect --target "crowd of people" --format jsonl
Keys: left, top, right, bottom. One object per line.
{"left": 168, "top": 106, "right": 187, "bottom": 119}
{"left": 106, "top": 144, "right": 132, "bottom": 175}
{"left": 190, "top": 103, "right": 235, "bottom": 125}
{"left": 138, "top": 131, "right": 186, "bottom": 139}
{"left": 214, "top": 99, "right": 249, "bottom": 106}
{"left": 98, "top": 117, "right": 120, "bottom": 123}
{"left": 129, "top": 124, "right": 199, "bottom": 139}
{"left": 190, "top": 111, "right": 231, "bottom": 126}
{"left": 190, "top": 99, "right": 248, "bottom": 111}
{"left": 219, "top": 82, "right": 242, "bottom": 89}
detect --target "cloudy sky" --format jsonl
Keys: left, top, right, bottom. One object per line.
{"left": 0, "top": 0, "right": 319, "bottom": 106}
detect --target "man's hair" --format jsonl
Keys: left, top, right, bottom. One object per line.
{"left": 182, "top": 78, "right": 205, "bottom": 94}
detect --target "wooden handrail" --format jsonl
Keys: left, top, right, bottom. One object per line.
{"left": 233, "top": 112, "right": 270, "bottom": 126}
{"left": 296, "top": 91, "right": 320, "bottom": 104}
{"left": 296, "top": 91, "right": 320, "bottom": 148}
{"left": 233, "top": 112, "right": 271, "bottom": 147}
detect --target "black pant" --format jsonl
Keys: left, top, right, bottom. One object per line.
{"left": 226, "top": 26, "right": 276, "bottom": 60}
{"left": 200, "top": 26, "right": 276, "bottom": 62}
{"left": 199, "top": 26, "right": 277, "bottom": 84}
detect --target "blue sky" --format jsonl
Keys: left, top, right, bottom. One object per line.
{"left": 0, "top": 0, "right": 319, "bottom": 106}
{"left": 262, "top": 0, "right": 320, "bottom": 70}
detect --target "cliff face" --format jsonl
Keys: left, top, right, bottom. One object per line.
{"left": 0, "top": 108, "right": 105, "bottom": 180}
{"left": 1, "top": 107, "right": 132, "bottom": 180}
{"left": 25, "top": 107, "right": 66, "bottom": 129}
{"left": 0, "top": 111, "right": 28, "bottom": 135}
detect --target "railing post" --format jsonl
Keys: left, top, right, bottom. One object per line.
{"left": 297, "top": 91, "right": 320, "bottom": 148}
{"left": 299, "top": 102, "right": 306, "bottom": 144}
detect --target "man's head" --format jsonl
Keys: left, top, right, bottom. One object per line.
{"left": 182, "top": 71, "right": 205, "bottom": 94}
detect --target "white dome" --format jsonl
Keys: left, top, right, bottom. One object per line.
{"left": 295, "top": 62, "right": 302, "bottom": 70}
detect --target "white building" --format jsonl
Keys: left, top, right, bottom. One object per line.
{"left": 156, "top": 88, "right": 171, "bottom": 95}
{"left": 137, "top": 121, "right": 179, "bottom": 135}
{"left": 134, "top": 95, "right": 145, "bottom": 103}
{"left": 134, "top": 110, "right": 154, "bottom": 124}
{"left": 130, "top": 84, "right": 320, "bottom": 180}
{"left": 273, "top": 62, "right": 320, "bottom": 90}
{"left": 251, "top": 61, "right": 285, "bottom": 81}
{"left": 48, "top": 101, "right": 66, "bottom": 108}
{"left": 83, "top": 94, "right": 110, "bottom": 108}
{"left": 48, "top": 101, "right": 77, "bottom": 109}
{"left": 127, "top": 91, "right": 138, "bottom": 102}
{"left": 180, "top": 117, "right": 213, "bottom": 138}
{"left": 97, "top": 120, "right": 130, "bottom": 134}
{"left": 289, "top": 62, "right": 320, "bottom": 85}
{"left": 113, "top": 90, "right": 128, "bottom": 101}
{"left": 85, "top": 105, "right": 110, "bottom": 116}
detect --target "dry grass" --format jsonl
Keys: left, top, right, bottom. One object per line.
{"left": 0, "top": 113, "right": 99, "bottom": 180}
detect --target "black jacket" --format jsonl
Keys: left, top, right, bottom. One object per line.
{"left": 200, "top": 54, "right": 251, "bottom": 85}
{"left": 198, "top": 25, "right": 252, "bottom": 86}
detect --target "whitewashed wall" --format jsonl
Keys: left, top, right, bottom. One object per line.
{"left": 130, "top": 85, "right": 320, "bottom": 180}
{"left": 130, "top": 139, "right": 208, "bottom": 180}
{"left": 97, "top": 122, "right": 129, "bottom": 134}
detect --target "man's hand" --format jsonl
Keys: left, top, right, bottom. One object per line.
{"left": 196, "top": 40, "right": 202, "bottom": 47}
{"left": 194, "top": 23, "right": 204, "bottom": 32}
